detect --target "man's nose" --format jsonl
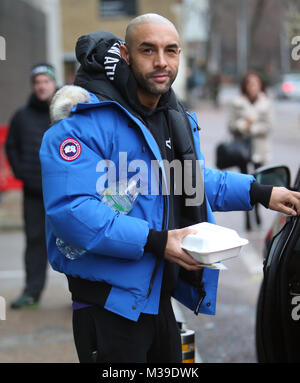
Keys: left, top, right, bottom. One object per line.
{"left": 154, "top": 51, "right": 167, "bottom": 68}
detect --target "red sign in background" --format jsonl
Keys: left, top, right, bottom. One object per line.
{"left": 0, "top": 124, "right": 23, "bottom": 191}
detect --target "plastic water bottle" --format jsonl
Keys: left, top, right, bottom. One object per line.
{"left": 56, "top": 178, "right": 139, "bottom": 260}
{"left": 56, "top": 237, "right": 86, "bottom": 260}
{"left": 101, "top": 178, "right": 139, "bottom": 214}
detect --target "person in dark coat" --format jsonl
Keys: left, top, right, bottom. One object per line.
{"left": 5, "top": 63, "right": 56, "bottom": 308}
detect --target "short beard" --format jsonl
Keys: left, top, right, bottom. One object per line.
{"left": 132, "top": 67, "right": 176, "bottom": 96}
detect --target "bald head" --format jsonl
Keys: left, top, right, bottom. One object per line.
{"left": 125, "top": 13, "right": 179, "bottom": 49}
{"left": 120, "top": 13, "right": 181, "bottom": 109}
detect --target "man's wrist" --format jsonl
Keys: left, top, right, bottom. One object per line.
{"left": 250, "top": 181, "right": 273, "bottom": 208}
{"left": 144, "top": 229, "right": 168, "bottom": 258}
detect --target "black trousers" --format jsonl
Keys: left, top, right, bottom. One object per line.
{"left": 23, "top": 192, "right": 48, "bottom": 300}
{"left": 72, "top": 297, "right": 182, "bottom": 363}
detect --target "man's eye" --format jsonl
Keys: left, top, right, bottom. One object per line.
{"left": 143, "top": 48, "right": 153, "bottom": 54}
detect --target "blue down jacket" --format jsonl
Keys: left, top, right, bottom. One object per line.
{"left": 40, "top": 91, "right": 255, "bottom": 321}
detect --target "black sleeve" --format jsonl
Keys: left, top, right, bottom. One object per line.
{"left": 144, "top": 229, "right": 168, "bottom": 258}
{"left": 250, "top": 181, "right": 273, "bottom": 208}
{"left": 5, "top": 112, "right": 23, "bottom": 179}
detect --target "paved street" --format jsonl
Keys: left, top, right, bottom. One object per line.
{"left": 0, "top": 89, "right": 299, "bottom": 363}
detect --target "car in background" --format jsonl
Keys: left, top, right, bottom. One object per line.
{"left": 255, "top": 164, "right": 300, "bottom": 362}
{"left": 274, "top": 73, "right": 300, "bottom": 100}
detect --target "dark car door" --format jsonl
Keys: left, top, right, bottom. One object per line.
{"left": 256, "top": 167, "right": 300, "bottom": 362}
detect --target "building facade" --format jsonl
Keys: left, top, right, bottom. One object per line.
{"left": 61, "top": 0, "right": 183, "bottom": 88}
{"left": 0, "top": 0, "right": 47, "bottom": 123}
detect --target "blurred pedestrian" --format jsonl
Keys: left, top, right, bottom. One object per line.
{"left": 208, "top": 71, "right": 221, "bottom": 108}
{"left": 228, "top": 71, "right": 273, "bottom": 230}
{"left": 5, "top": 63, "right": 56, "bottom": 308}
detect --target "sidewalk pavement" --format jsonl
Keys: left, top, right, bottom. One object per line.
{"left": 1, "top": 275, "right": 77, "bottom": 363}
{"left": 0, "top": 192, "right": 78, "bottom": 363}
{"left": 0, "top": 190, "right": 23, "bottom": 231}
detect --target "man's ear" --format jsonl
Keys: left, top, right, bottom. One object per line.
{"left": 120, "top": 44, "right": 130, "bottom": 65}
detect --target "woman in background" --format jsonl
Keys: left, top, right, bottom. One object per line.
{"left": 228, "top": 71, "right": 273, "bottom": 230}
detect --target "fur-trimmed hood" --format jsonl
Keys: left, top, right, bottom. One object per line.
{"left": 50, "top": 85, "right": 90, "bottom": 124}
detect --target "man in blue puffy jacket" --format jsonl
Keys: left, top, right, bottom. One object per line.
{"left": 40, "top": 14, "right": 300, "bottom": 363}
